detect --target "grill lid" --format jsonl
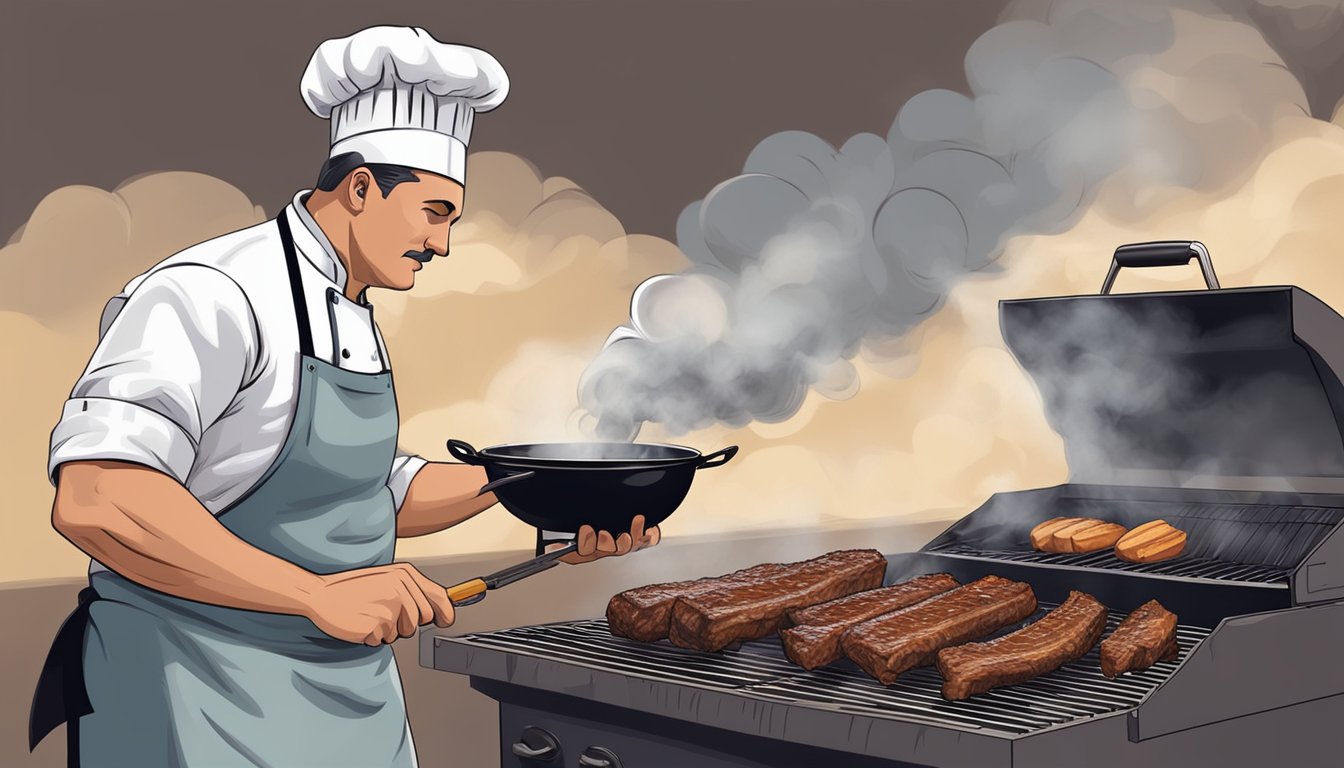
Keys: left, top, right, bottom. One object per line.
{"left": 1000, "top": 243, "right": 1344, "bottom": 484}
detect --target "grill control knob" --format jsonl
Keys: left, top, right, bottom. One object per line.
{"left": 579, "top": 745, "right": 624, "bottom": 768}
{"left": 510, "top": 725, "right": 561, "bottom": 763}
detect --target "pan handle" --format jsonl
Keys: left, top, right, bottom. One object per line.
{"left": 446, "top": 439, "right": 486, "bottom": 466}
{"left": 696, "top": 445, "right": 739, "bottom": 469}
{"left": 478, "top": 471, "right": 536, "bottom": 496}
{"left": 1101, "top": 241, "right": 1220, "bottom": 294}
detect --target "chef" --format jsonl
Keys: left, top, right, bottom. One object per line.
{"left": 29, "top": 26, "right": 657, "bottom": 768}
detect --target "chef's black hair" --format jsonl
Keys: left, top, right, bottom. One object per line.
{"left": 315, "top": 152, "right": 421, "bottom": 197}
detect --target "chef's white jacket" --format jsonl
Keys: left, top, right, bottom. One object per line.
{"left": 48, "top": 192, "right": 427, "bottom": 572}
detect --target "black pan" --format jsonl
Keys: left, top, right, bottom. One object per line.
{"left": 446, "top": 439, "right": 738, "bottom": 534}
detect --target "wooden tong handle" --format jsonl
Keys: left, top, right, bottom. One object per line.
{"left": 447, "top": 578, "right": 487, "bottom": 605}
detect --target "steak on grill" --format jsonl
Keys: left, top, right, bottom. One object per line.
{"left": 779, "top": 573, "right": 961, "bottom": 670}
{"left": 936, "top": 590, "right": 1108, "bottom": 700}
{"left": 606, "top": 563, "right": 784, "bottom": 642}
{"left": 1100, "top": 599, "right": 1180, "bottom": 678}
{"left": 667, "top": 549, "right": 888, "bottom": 652}
{"left": 841, "top": 575, "right": 1037, "bottom": 685}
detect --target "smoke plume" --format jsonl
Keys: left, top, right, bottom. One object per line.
{"left": 579, "top": 0, "right": 1319, "bottom": 439}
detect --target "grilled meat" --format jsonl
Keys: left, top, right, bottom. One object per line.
{"left": 606, "top": 563, "right": 785, "bottom": 642}
{"left": 1030, "top": 517, "right": 1083, "bottom": 551}
{"left": 1114, "top": 520, "right": 1187, "bottom": 563}
{"left": 667, "top": 549, "right": 888, "bottom": 652}
{"left": 1067, "top": 522, "right": 1128, "bottom": 553}
{"left": 779, "top": 574, "right": 960, "bottom": 670}
{"left": 1031, "top": 517, "right": 1127, "bottom": 554}
{"left": 841, "top": 575, "right": 1037, "bottom": 685}
{"left": 936, "top": 590, "right": 1108, "bottom": 700}
{"left": 1100, "top": 599, "right": 1180, "bottom": 677}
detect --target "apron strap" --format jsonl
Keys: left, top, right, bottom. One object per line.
{"left": 277, "top": 212, "right": 316, "bottom": 360}
{"left": 29, "top": 587, "right": 96, "bottom": 765}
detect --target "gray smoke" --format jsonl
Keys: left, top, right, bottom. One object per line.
{"left": 1004, "top": 296, "right": 1344, "bottom": 489}
{"left": 579, "top": 0, "right": 1315, "bottom": 439}
{"left": 1239, "top": 0, "right": 1344, "bottom": 117}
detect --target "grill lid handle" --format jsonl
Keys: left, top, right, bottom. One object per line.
{"left": 1101, "top": 241, "right": 1220, "bottom": 294}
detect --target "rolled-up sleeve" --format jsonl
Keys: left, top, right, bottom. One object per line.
{"left": 48, "top": 265, "right": 258, "bottom": 486}
{"left": 387, "top": 453, "right": 429, "bottom": 513}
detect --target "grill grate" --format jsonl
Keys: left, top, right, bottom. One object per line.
{"left": 456, "top": 619, "right": 800, "bottom": 689}
{"left": 1059, "top": 499, "right": 1344, "bottom": 569}
{"left": 925, "top": 543, "right": 1293, "bottom": 584}
{"left": 445, "top": 609, "right": 1212, "bottom": 738}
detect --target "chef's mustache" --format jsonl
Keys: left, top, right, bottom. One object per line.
{"left": 404, "top": 249, "right": 436, "bottom": 263}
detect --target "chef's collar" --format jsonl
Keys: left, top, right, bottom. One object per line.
{"left": 288, "top": 190, "right": 369, "bottom": 306}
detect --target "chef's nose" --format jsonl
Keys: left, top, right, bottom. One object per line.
{"left": 426, "top": 228, "right": 450, "bottom": 259}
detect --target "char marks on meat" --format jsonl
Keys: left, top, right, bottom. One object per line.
{"left": 936, "top": 590, "right": 1108, "bottom": 700}
{"left": 1100, "top": 599, "right": 1180, "bottom": 678}
{"left": 779, "top": 574, "right": 960, "bottom": 670}
{"left": 606, "top": 563, "right": 783, "bottom": 642}
{"left": 840, "top": 575, "right": 1037, "bottom": 685}
{"left": 667, "top": 550, "right": 888, "bottom": 652}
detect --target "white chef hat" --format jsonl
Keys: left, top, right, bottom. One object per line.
{"left": 300, "top": 26, "right": 509, "bottom": 186}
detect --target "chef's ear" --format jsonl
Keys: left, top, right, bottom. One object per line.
{"left": 348, "top": 170, "right": 373, "bottom": 212}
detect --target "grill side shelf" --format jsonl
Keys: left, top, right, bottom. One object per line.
{"left": 1127, "top": 598, "right": 1344, "bottom": 742}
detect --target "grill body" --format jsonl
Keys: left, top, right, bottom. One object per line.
{"left": 483, "top": 689, "right": 1344, "bottom": 768}
{"left": 428, "top": 282, "right": 1344, "bottom": 767}
{"left": 432, "top": 599, "right": 1344, "bottom": 767}
{"left": 431, "top": 482, "right": 1344, "bottom": 767}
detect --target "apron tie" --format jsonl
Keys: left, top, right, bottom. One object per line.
{"left": 29, "top": 587, "right": 96, "bottom": 762}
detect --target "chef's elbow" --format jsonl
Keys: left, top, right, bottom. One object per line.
{"left": 50, "top": 461, "right": 119, "bottom": 540}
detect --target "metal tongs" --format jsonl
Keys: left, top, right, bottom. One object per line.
{"left": 445, "top": 540, "right": 580, "bottom": 606}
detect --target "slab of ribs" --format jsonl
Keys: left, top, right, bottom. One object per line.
{"left": 606, "top": 550, "right": 1180, "bottom": 700}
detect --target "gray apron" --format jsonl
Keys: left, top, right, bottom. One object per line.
{"left": 31, "top": 213, "right": 416, "bottom": 767}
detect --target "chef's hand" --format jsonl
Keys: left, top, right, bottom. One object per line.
{"left": 550, "top": 514, "right": 661, "bottom": 565}
{"left": 303, "top": 563, "right": 456, "bottom": 646}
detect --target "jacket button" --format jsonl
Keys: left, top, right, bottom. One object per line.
{"left": 341, "top": 349, "right": 351, "bottom": 359}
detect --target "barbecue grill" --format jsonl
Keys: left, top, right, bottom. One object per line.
{"left": 427, "top": 243, "right": 1344, "bottom": 767}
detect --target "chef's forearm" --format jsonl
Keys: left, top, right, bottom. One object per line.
{"left": 52, "top": 460, "right": 322, "bottom": 616}
{"left": 395, "top": 461, "right": 498, "bottom": 537}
